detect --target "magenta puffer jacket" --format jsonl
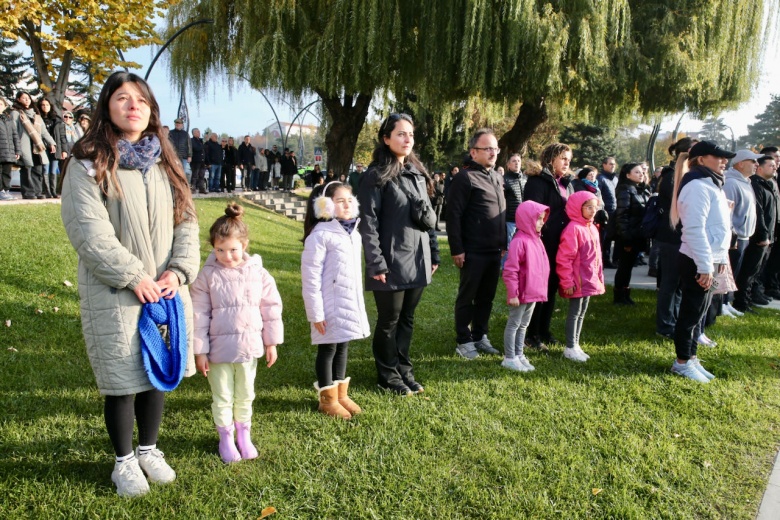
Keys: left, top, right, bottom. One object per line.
{"left": 503, "top": 201, "right": 550, "bottom": 304}
{"left": 190, "top": 252, "right": 284, "bottom": 364}
{"left": 302, "top": 219, "right": 370, "bottom": 345}
{"left": 556, "top": 191, "right": 605, "bottom": 298}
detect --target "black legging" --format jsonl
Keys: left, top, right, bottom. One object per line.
{"left": 316, "top": 343, "right": 349, "bottom": 387}
{"left": 104, "top": 389, "right": 165, "bottom": 457}
{"left": 614, "top": 239, "right": 642, "bottom": 290}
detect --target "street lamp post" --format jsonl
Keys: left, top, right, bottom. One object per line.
{"left": 145, "top": 19, "right": 214, "bottom": 81}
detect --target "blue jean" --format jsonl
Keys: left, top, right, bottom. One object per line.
{"left": 180, "top": 158, "right": 191, "bottom": 185}
{"left": 503, "top": 302, "right": 535, "bottom": 358}
{"left": 501, "top": 222, "right": 517, "bottom": 269}
{"left": 209, "top": 164, "right": 222, "bottom": 191}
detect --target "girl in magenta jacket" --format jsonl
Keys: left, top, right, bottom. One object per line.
{"left": 556, "top": 190, "right": 605, "bottom": 363}
{"left": 302, "top": 181, "right": 369, "bottom": 420}
{"left": 190, "top": 203, "right": 284, "bottom": 464}
{"left": 502, "top": 201, "right": 550, "bottom": 372}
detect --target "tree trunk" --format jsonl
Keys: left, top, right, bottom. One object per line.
{"left": 19, "top": 19, "right": 72, "bottom": 116}
{"left": 497, "top": 97, "right": 548, "bottom": 165}
{"left": 319, "top": 91, "right": 373, "bottom": 178}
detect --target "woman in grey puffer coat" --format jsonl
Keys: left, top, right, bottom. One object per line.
{"left": 0, "top": 97, "right": 20, "bottom": 200}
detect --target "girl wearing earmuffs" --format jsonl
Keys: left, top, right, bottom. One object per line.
{"left": 301, "top": 181, "right": 370, "bottom": 419}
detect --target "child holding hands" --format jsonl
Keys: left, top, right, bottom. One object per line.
{"left": 302, "top": 181, "right": 370, "bottom": 419}
{"left": 556, "top": 191, "right": 605, "bottom": 362}
{"left": 501, "top": 201, "right": 551, "bottom": 372}
{"left": 190, "top": 203, "right": 283, "bottom": 463}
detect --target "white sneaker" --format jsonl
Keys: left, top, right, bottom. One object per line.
{"left": 111, "top": 457, "right": 150, "bottom": 497}
{"left": 697, "top": 334, "right": 717, "bottom": 348}
{"left": 573, "top": 345, "right": 590, "bottom": 360}
{"left": 136, "top": 447, "right": 176, "bottom": 484}
{"left": 517, "top": 355, "right": 535, "bottom": 371}
{"left": 725, "top": 303, "right": 744, "bottom": 317}
{"left": 720, "top": 305, "right": 737, "bottom": 319}
{"left": 501, "top": 357, "right": 529, "bottom": 372}
{"left": 563, "top": 347, "right": 587, "bottom": 362}
{"left": 671, "top": 359, "right": 710, "bottom": 383}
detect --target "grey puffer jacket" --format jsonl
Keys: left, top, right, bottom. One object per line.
{"left": 0, "top": 111, "right": 20, "bottom": 163}
{"left": 11, "top": 108, "right": 55, "bottom": 167}
{"left": 358, "top": 163, "right": 441, "bottom": 292}
{"left": 61, "top": 159, "right": 200, "bottom": 395}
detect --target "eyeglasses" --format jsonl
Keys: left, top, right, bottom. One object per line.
{"left": 473, "top": 147, "right": 500, "bottom": 154}
{"left": 63, "top": 115, "right": 73, "bottom": 119}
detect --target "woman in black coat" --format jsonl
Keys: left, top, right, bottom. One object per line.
{"left": 613, "top": 162, "right": 650, "bottom": 304}
{"left": 358, "top": 113, "right": 440, "bottom": 395}
{"left": 0, "top": 97, "right": 20, "bottom": 200}
{"left": 38, "top": 98, "right": 61, "bottom": 198}
{"left": 223, "top": 137, "right": 239, "bottom": 192}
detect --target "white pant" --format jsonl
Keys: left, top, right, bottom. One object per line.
{"left": 207, "top": 358, "right": 257, "bottom": 427}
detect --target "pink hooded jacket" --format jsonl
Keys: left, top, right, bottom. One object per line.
{"left": 556, "top": 190, "right": 605, "bottom": 298}
{"left": 190, "top": 252, "right": 284, "bottom": 364}
{"left": 503, "top": 201, "right": 550, "bottom": 304}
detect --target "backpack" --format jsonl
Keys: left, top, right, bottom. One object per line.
{"left": 640, "top": 195, "right": 664, "bottom": 239}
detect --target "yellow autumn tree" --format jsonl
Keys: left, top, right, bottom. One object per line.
{"left": 3, "top": 0, "right": 170, "bottom": 112}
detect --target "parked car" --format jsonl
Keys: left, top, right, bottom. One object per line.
{"left": 10, "top": 167, "right": 20, "bottom": 189}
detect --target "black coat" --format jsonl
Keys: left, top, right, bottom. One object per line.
{"left": 168, "top": 128, "right": 191, "bottom": 159}
{"left": 191, "top": 137, "right": 205, "bottom": 164}
{"left": 204, "top": 139, "right": 223, "bottom": 165}
{"left": 751, "top": 175, "right": 777, "bottom": 244}
{"left": 523, "top": 169, "right": 573, "bottom": 251}
{"left": 358, "top": 163, "right": 441, "bottom": 292}
{"left": 655, "top": 165, "right": 681, "bottom": 245}
{"left": 238, "top": 142, "right": 254, "bottom": 165}
{"left": 223, "top": 145, "right": 238, "bottom": 167}
{"left": 503, "top": 170, "right": 526, "bottom": 223}
{"left": 615, "top": 181, "right": 649, "bottom": 243}
{"left": 0, "top": 112, "right": 21, "bottom": 163}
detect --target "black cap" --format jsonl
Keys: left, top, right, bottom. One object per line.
{"left": 688, "top": 140, "right": 736, "bottom": 160}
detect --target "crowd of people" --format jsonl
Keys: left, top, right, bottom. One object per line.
{"left": 5, "top": 68, "right": 772, "bottom": 498}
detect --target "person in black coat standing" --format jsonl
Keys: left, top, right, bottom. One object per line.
{"left": 447, "top": 129, "right": 507, "bottom": 359}
{"left": 0, "top": 97, "right": 20, "bottom": 200}
{"left": 358, "top": 113, "right": 440, "bottom": 395}
{"left": 613, "top": 163, "right": 649, "bottom": 304}
{"left": 190, "top": 128, "right": 206, "bottom": 193}
{"left": 522, "top": 143, "right": 574, "bottom": 350}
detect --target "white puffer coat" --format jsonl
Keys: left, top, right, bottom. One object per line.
{"left": 61, "top": 159, "right": 200, "bottom": 395}
{"left": 190, "top": 252, "right": 284, "bottom": 363}
{"left": 301, "top": 219, "right": 370, "bottom": 345}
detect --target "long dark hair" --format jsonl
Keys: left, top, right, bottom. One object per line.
{"left": 618, "top": 162, "right": 642, "bottom": 183}
{"left": 70, "top": 71, "right": 194, "bottom": 225}
{"left": 12, "top": 91, "right": 38, "bottom": 114}
{"left": 371, "top": 113, "right": 428, "bottom": 186}
{"left": 302, "top": 181, "right": 351, "bottom": 241}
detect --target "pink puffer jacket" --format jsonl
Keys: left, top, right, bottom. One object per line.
{"left": 503, "top": 201, "right": 550, "bottom": 304}
{"left": 556, "top": 190, "right": 605, "bottom": 298}
{"left": 190, "top": 252, "right": 284, "bottom": 364}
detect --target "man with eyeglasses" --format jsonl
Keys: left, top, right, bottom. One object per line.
{"left": 447, "top": 128, "right": 506, "bottom": 360}
{"left": 597, "top": 156, "right": 619, "bottom": 267}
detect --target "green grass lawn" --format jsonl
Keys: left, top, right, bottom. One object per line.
{"left": 1, "top": 198, "right": 780, "bottom": 519}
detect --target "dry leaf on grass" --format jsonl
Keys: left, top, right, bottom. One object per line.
{"left": 53, "top": 307, "right": 60, "bottom": 313}
{"left": 7, "top": 347, "right": 18, "bottom": 352}
{"left": 592, "top": 488, "right": 603, "bottom": 495}
{"left": 63, "top": 280, "right": 73, "bottom": 287}
{"left": 258, "top": 506, "right": 277, "bottom": 519}
{"left": 5, "top": 320, "right": 10, "bottom": 327}
{"left": 36, "top": 309, "right": 44, "bottom": 314}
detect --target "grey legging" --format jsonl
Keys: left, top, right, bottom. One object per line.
{"left": 566, "top": 296, "right": 590, "bottom": 349}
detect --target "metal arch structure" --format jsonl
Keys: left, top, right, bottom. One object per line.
{"left": 145, "top": 19, "right": 214, "bottom": 81}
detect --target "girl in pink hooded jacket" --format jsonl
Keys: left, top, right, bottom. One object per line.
{"left": 302, "top": 181, "right": 369, "bottom": 420}
{"left": 502, "top": 201, "right": 550, "bottom": 372}
{"left": 191, "top": 203, "right": 284, "bottom": 464}
{"left": 556, "top": 190, "right": 605, "bottom": 363}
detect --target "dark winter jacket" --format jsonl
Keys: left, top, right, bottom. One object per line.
{"left": 751, "top": 175, "right": 778, "bottom": 244}
{"left": 0, "top": 111, "right": 21, "bottom": 163}
{"left": 204, "top": 139, "right": 223, "bottom": 165}
{"left": 615, "top": 180, "right": 649, "bottom": 243}
{"left": 358, "top": 163, "right": 441, "bottom": 292}
{"left": 523, "top": 168, "right": 573, "bottom": 251}
{"left": 597, "top": 170, "right": 618, "bottom": 214}
{"left": 238, "top": 142, "right": 255, "bottom": 165}
{"left": 446, "top": 159, "right": 507, "bottom": 256}
{"left": 655, "top": 164, "right": 681, "bottom": 245}
{"left": 53, "top": 122, "right": 81, "bottom": 157}
{"left": 281, "top": 154, "right": 297, "bottom": 176}
{"left": 191, "top": 137, "right": 205, "bottom": 164}
{"left": 503, "top": 170, "right": 526, "bottom": 223}
{"left": 223, "top": 145, "right": 238, "bottom": 167}
{"left": 168, "top": 128, "right": 192, "bottom": 159}
{"left": 41, "top": 114, "right": 61, "bottom": 156}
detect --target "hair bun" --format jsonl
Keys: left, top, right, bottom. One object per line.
{"left": 225, "top": 203, "right": 244, "bottom": 219}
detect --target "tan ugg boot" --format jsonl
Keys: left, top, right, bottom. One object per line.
{"left": 315, "top": 382, "right": 351, "bottom": 419}
{"left": 335, "top": 377, "right": 362, "bottom": 416}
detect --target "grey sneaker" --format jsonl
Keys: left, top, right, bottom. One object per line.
{"left": 517, "top": 355, "right": 535, "bottom": 371}
{"left": 111, "top": 457, "right": 150, "bottom": 497}
{"left": 671, "top": 360, "right": 710, "bottom": 383}
{"left": 136, "top": 447, "right": 176, "bottom": 484}
{"left": 501, "top": 357, "right": 528, "bottom": 372}
{"left": 0, "top": 190, "right": 13, "bottom": 201}
{"left": 563, "top": 347, "right": 587, "bottom": 362}
{"left": 455, "top": 341, "right": 479, "bottom": 360}
{"left": 690, "top": 358, "right": 715, "bottom": 381}
{"left": 474, "top": 335, "right": 500, "bottom": 355}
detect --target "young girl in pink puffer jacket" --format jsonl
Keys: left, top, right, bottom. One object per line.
{"left": 302, "top": 181, "right": 370, "bottom": 420}
{"left": 556, "top": 190, "right": 605, "bottom": 363}
{"left": 190, "top": 203, "right": 284, "bottom": 464}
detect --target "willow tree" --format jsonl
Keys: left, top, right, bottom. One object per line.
{"left": 5, "top": 0, "right": 167, "bottom": 113}
{"left": 167, "top": 0, "right": 777, "bottom": 173}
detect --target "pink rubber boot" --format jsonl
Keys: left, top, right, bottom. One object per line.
{"left": 234, "top": 421, "right": 259, "bottom": 460}
{"left": 216, "top": 424, "right": 241, "bottom": 463}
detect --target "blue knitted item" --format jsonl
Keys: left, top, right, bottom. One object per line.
{"left": 139, "top": 294, "right": 187, "bottom": 392}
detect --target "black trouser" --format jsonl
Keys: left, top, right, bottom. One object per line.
{"left": 673, "top": 253, "right": 714, "bottom": 361}
{"left": 454, "top": 251, "right": 501, "bottom": 344}
{"left": 656, "top": 241, "right": 682, "bottom": 336}
{"left": 0, "top": 162, "right": 12, "bottom": 191}
{"left": 191, "top": 162, "right": 207, "bottom": 191}
{"left": 601, "top": 211, "right": 617, "bottom": 263}
{"left": 104, "top": 389, "right": 165, "bottom": 457}
{"left": 528, "top": 241, "right": 559, "bottom": 342}
{"left": 372, "top": 287, "right": 425, "bottom": 387}
{"left": 762, "top": 241, "right": 780, "bottom": 292}
{"left": 614, "top": 239, "right": 642, "bottom": 290}
{"left": 224, "top": 164, "right": 236, "bottom": 191}
{"left": 20, "top": 163, "right": 44, "bottom": 198}
{"left": 316, "top": 342, "right": 349, "bottom": 387}
{"left": 733, "top": 242, "right": 768, "bottom": 309}
{"left": 259, "top": 170, "right": 270, "bottom": 190}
